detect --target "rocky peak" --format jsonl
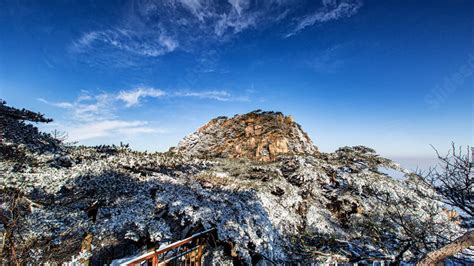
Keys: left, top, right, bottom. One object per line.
{"left": 175, "top": 110, "right": 318, "bottom": 161}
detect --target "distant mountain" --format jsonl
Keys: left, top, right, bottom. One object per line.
{"left": 0, "top": 102, "right": 464, "bottom": 264}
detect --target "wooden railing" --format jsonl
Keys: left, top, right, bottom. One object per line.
{"left": 121, "top": 228, "right": 215, "bottom": 266}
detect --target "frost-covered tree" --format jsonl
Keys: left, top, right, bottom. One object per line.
{"left": 50, "top": 129, "right": 68, "bottom": 142}
{"left": 0, "top": 186, "right": 25, "bottom": 264}
{"left": 418, "top": 144, "right": 473, "bottom": 265}
{"left": 0, "top": 99, "right": 52, "bottom": 123}
{"left": 0, "top": 99, "right": 59, "bottom": 154}
{"left": 0, "top": 101, "right": 58, "bottom": 263}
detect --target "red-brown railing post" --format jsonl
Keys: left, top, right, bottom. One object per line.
{"left": 197, "top": 238, "right": 203, "bottom": 266}
{"left": 122, "top": 228, "right": 214, "bottom": 266}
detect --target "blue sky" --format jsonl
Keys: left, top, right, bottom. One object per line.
{"left": 0, "top": 0, "right": 473, "bottom": 168}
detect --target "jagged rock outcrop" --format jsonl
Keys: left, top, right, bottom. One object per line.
{"left": 0, "top": 103, "right": 468, "bottom": 265}
{"left": 175, "top": 110, "right": 318, "bottom": 162}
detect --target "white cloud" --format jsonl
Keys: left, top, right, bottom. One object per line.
{"left": 40, "top": 87, "right": 241, "bottom": 119}
{"left": 118, "top": 126, "right": 161, "bottom": 135}
{"left": 214, "top": 11, "right": 257, "bottom": 37}
{"left": 38, "top": 98, "right": 74, "bottom": 109}
{"left": 174, "top": 90, "right": 230, "bottom": 101}
{"left": 71, "top": 0, "right": 363, "bottom": 59}
{"left": 38, "top": 87, "right": 244, "bottom": 142}
{"left": 39, "top": 91, "right": 165, "bottom": 142}
{"left": 174, "top": 90, "right": 248, "bottom": 101}
{"left": 38, "top": 93, "right": 115, "bottom": 122}
{"left": 74, "top": 31, "right": 100, "bottom": 49}
{"left": 287, "top": 0, "right": 362, "bottom": 37}
{"left": 159, "top": 34, "right": 179, "bottom": 51}
{"left": 228, "top": 0, "right": 247, "bottom": 16}
{"left": 117, "top": 87, "right": 166, "bottom": 107}
{"left": 179, "top": 0, "right": 206, "bottom": 21}
{"left": 72, "top": 29, "right": 179, "bottom": 57}
{"left": 40, "top": 87, "right": 166, "bottom": 120}
{"left": 65, "top": 120, "right": 160, "bottom": 141}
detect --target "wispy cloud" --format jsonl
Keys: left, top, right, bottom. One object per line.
{"left": 72, "top": 29, "right": 178, "bottom": 57}
{"left": 71, "top": 0, "right": 363, "bottom": 61}
{"left": 117, "top": 87, "right": 166, "bottom": 107}
{"left": 40, "top": 87, "right": 244, "bottom": 115}
{"left": 174, "top": 90, "right": 247, "bottom": 101}
{"left": 138, "top": 0, "right": 264, "bottom": 39}
{"left": 66, "top": 120, "right": 161, "bottom": 141}
{"left": 38, "top": 92, "right": 115, "bottom": 122}
{"left": 305, "top": 42, "right": 356, "bottom": 73}
{"left": 39, "top": 87, "right": 249, "bottom": 141}
{"left": 287, "top": 0, "right": 363, "bottom": 37}
{"left": 38, "top": 88, "right": 165, "bottom": 141}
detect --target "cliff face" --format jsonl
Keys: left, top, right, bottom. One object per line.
{"left": 175, "top": 111, "right": 318, "bottom": 161}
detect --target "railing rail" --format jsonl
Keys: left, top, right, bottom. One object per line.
{"left": 121, "top": 228, "right": 215, "bottom": 266}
